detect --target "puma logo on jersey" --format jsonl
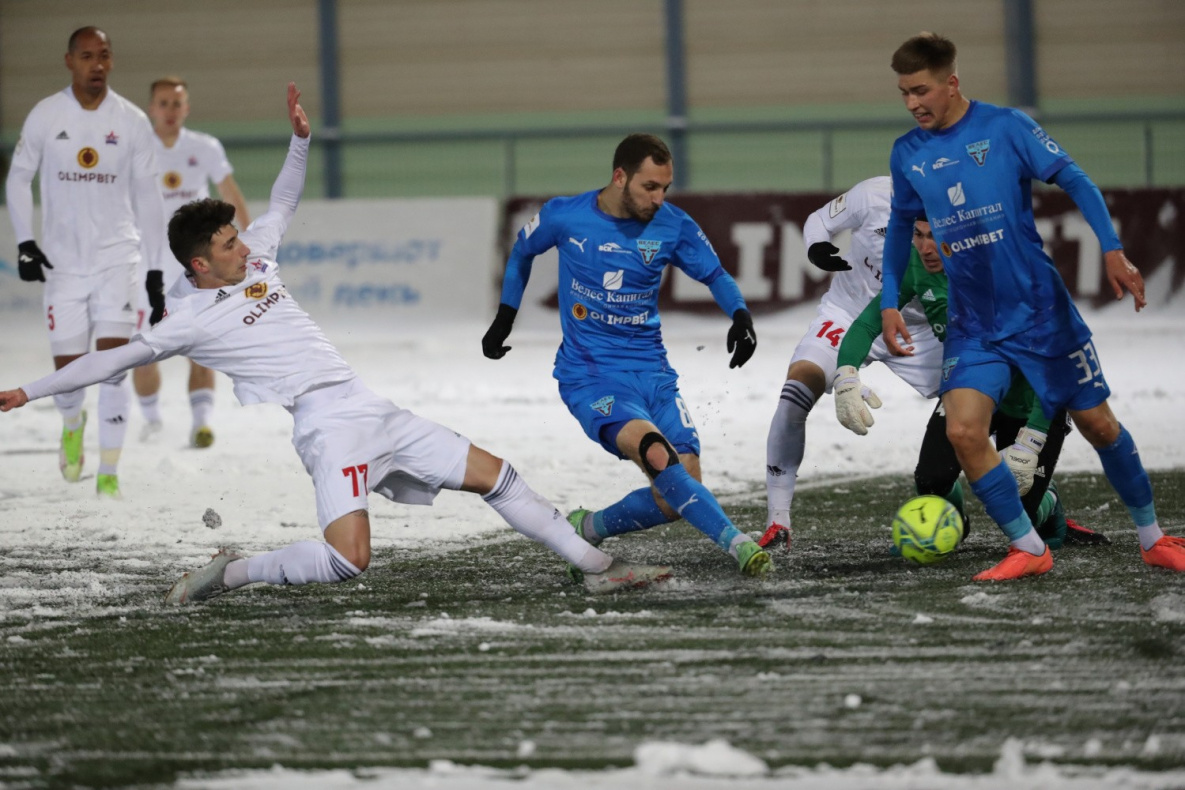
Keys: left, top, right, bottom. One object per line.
{"left": 912, "top": 162, "right": 927, "bottom": 177}
{"left": 568, "top": 237, "right": 587, "bottom": 252}
{"left": 56, "top": 130, "right": 70, "bottom": 140}
{"left": 921, "top": 288, "right": 937, "bottom": 302}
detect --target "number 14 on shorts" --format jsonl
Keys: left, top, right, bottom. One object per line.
{"left": 343, "top": 464, "right": 369, "bottom": 496}
{"left": 816, "top": 320, "right": 846, "bottom": 348}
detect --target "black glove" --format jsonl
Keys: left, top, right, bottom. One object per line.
{"left": 145, "top": 270, "right": 167, "bottom": 326}
{"left": 17, "top": 240, "right": 53, "bottom": 282}
{"left": 482, "top": 303, "right": 518, "bottom": 359}
{"left": 727, "top": 308, "right": 757, "bottom": 369}
{"left": 807, "top": 241, "right": 850, "bottom": 272}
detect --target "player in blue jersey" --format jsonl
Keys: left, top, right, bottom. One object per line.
{"left": 880, "top": 33, "right": 1185, "bottom": 580}
{"left": 482, "top": 134, "right": 771, "bottom": 577}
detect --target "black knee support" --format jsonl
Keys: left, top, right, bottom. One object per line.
{"left": 638, "top": 431, "right": 679, "bottom": 479}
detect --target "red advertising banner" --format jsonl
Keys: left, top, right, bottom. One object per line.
{"left": 502, "top": 189, "right": 1184, "bottom": 313}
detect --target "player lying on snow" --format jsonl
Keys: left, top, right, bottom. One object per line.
{"left": 0, "top": 83, "right": 674, "bottom": 602}
{"left": 831, "top": 216, "right": 1109, "bottom": 552}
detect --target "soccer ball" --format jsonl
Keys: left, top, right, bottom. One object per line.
{"left": 891, "top": 495, "right": 964, "bottom": 565}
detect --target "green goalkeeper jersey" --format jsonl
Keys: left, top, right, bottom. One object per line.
{"left": 835, "top": 248, "right": 1049, "bottom": 429}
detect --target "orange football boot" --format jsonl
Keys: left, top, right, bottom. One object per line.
{"left": 1140, "top": 535, "right": 1185, "bottom": 572}
{"left": 972, "top": 545, "right": 1053, "bottom": 581}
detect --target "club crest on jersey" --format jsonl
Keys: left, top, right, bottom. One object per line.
{"left": 245, "top": 282, "right": 268, "bottom": 300}
{"left": 105, "top": 131, "right": 119, "bottom": 146}
{"left": 590, "top": 395, "right": 615, "bottom": 416}
{"left": 77, "top": 147, "right": 99, "bottom": 168}
{"left": 636, "top": 239, "right": 662, "bottom": 265}
{"left": 966, "top": 140, "right": 990, "bottom": 166}
{"left": 942, "top": 357, "right": 959, "bottom": 381}
{"left": 163, "top": 171, "right": 182, "bottom": 189}
{"left": 572, "top": 302, "right": 588, "bottom": 320}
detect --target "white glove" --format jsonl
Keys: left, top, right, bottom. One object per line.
{"left": 832, "top": 365, "right": 882, "bottom": 435}
{"left": 1002, "top": 426, "right": 1047, "bottom": 495}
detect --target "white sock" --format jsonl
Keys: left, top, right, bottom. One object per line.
{"left": 190, "top": 387, "right": 214, "bottom": 431}
{"left": 1137, "top": 521, "right": 1165, "bottom": 551}
{"left": 97, "top": 376, "right": 129, "bottom": 476}
{"left": 243, "top": 540, "right": 361, "bottom": 586}
{"left": 54, "top": 388, "right": 86, "bottom": 426}
{"left": 1011, "top": 528, "right": 1047, "bottom": 555}
{"left": 483, "top": 461, "right": 613, "bottom": 573}
{"left": 765, "top": 379, "right": 815, "bottom": 527}
{"left": 139, "top": 393, "right": 162, "bottom": 424}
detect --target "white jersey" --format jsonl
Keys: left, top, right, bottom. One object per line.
{"left": 148, "top": 127, "right": 235, "bottom": 289}
{"left": 137, "top": 208, "right": 355, "bottom": 408}
{"left": 803, "top": 176, "right": 926, "bottom": 326}
{"left": 8, "top": 87, "right": 158, "bottom": 274}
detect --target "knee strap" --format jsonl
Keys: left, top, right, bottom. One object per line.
{"left": 638, "top": 431, "right": 679, "bottom": 479}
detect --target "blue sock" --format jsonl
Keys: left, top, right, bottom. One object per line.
{"left": 1096, "top": 425, "right": 1157, "bottom": 528}
{"left": 594, "top": 487, "right": 672, "bottom": 538}
{"left": 969, "top": 461, "right": 1034, "bottom": 543}
{"left": 652, "top": 465, "right": 746, "bottom": 552}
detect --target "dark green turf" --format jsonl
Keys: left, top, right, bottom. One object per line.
{"left": 2, "top": 471, "right": 1184, "bottom": 787}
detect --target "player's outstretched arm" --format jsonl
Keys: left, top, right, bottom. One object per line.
{"left": 880, "top": 308, "right": 913, "bottom": 356}
{"left": 288, "top": 82, "right": 310, "bottom": 139}
{"left": 0, "top": 389, "right": 29, "bottom": 412}
{"left": 1103, "top": 249, "right": 1146, "bottom": 312}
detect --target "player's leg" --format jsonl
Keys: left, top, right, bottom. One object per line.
{"left": 554, "top": 378, "right": 677, "bottom": 546}
{"left": 130, "top": 304, "right": 164, "bottom": 440}
{"left": 615, "top": 418, "right": 772, "bottom": 576}
{"left": 46, "top": 277, "right": 91, "bottom": 482}
{"left": 764, "top": 311, "right": 847, "bottom": 547}
{"left": 188, "top": 360, "right": 216, "bottom": 448}
{"left": 171, "top": 509, "right": 371, "bottom": 605}
{"left": 1070, "top": 400, "right": 1182, "bottom": 567}
{"left": 943, "top": 340, "right": 1050, "bottom": 580}
{"left": 913, "top": 400, "right": 970, "bottom": 536}
{"left": 132, "top": 362, "right": 163, "bottom": 441}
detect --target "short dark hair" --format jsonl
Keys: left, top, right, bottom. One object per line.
{"left": 891, "top": 32, "right": 957, "bottom": 76}
{"left": 150, "top": 76, "right": 188, "bottom": 97}
{"left": 68, "top": 26, "right": 109, "bottom": 53}
{"left": 612, "top": 134, "right": 672, "bottom": 176}
{"left": 169, "top": 199, "right": 237, "bottom": 274}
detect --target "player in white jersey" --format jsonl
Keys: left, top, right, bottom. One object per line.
{"left": 760, "top": 177, "right": 942, "bottom": 549}
{"left": 4, "top": 27, "right": 172, "bottom": 499}
{"left": 133, "top": 76, "right": 251, "bottom": 449}
{"left": 0, "top": 84, "right": 673, "bottom": 602}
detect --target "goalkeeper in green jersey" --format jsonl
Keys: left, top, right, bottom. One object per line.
{"left": 833, "top": 218, "right": 1109, "bottom": 548}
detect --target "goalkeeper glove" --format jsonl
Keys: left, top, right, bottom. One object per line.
{"left": 807, "top": 241, "right": 850, "bottom": 272}
{"left": 832, "top": 365, "right": 882, "bottom": 435}
{"left": 146, "top": 270, "right": 167, "bottom": 326}
{"left": 17, "top": 241, "right": 53, "bottom": 282}
{"left": 1003, "top": 426, "right": 1046, "bottom": 495}
{"left": 727, "top": 309, "right": 757, "bottom": 369}
{"left": 482, "top": 303, "right": 517, "bottom": 359}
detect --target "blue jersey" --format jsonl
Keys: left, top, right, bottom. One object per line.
{"left": 887, "top": 101, "right": 1091, "bottom": 355}
{"left": 500, "top": 189, "right": 745, "bottom": 382}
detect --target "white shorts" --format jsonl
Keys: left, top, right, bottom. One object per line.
{"left": 44, "top": 267, "right": 138, "bottom": 355}
{"left": 288, "top": 378, "right": 471, "bottom": 529}
{"left": 789, "top": 302, "right": 943, "bottom": 398}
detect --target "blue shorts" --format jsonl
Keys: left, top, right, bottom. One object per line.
{"left": 941, "top": 334, "right": 1111, "bottom": 418}
{"left": 558, "top": 370, "right": 701, "bottom": 459}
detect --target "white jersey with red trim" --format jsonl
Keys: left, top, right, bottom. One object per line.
{"left": 149, "top": 127, "right": 235, "bottom": 289}
{"left": 9, "top": 87, "right": 158, "bottom": 274}
{"left": 803, "top": 176, "right": 926, "bottom": 325}
{"left": 136, "top": 209, "right": 355, "bottom": 407}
